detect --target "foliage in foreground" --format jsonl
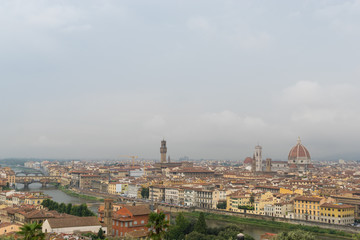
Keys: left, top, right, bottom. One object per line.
{"left": 18, "top": 222, "right": 45, "bottom": 240}
{"left": 167, "top": 213, "right": 254, "bottom": 240}
{"left": 147, "top": 211, "right": 170, "bottom": 240}
{"left": 275, "top": 229, "right": 316, "bottom": 240}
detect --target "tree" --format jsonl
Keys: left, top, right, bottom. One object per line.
{"left": 194, "top": 212, "right": 207, "bottom": 234}
{"left": 146, "top": 211, "right": 170, "bottom": 240}
{"left": 249, "top": 194, "right": 255, "bottom": 206}
{"left": 97, "top": 227, "right": 105, "bottom": 239}
{"left": 66, "top": 203, "right": 72, "bottom": 214}
{"left": 141, "top": 187, "right": 150, "bottom": 199}
{"left": 166, "top": 213, "right": 191, "bottom": 240}
{"left": 275, "top": 230, "right": 316, "bottom": 240}
{"left": 185, "top": 231, "right": 209, "bottom": 240}
{"left": 216, "top": 202, "right": 226, "bottom": 209}
{"left": 18, "top": 222, "right": 45, "bottom": 240}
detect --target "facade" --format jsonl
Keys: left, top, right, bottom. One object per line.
{"left": 165, "top": 187, "right": 179, "bottom": 205}
{"left": 254, "top": 145, "right": 262, "bottom": 172}
{"left": 111, "top": 205, "right": 151, "bottom": 237}
{"left": 0, "top": 222, "right": 21, "bottom": 235}
{"left": 160, "top": 139, "right": 167, "bottom": 163}
{"left": 195, "top": 190, "right": 213, "bottom": 209}
{"left": 320, "top": 203, "right": 354, "bottom": 225}
{"left": 293, "top": 196, "right": 324, "bottom": 222}
{"left": 79, "top": 175, "right": 101, "bottom": 189}
{"left": 183, "top": 188, "right": 196, "bottom": 207}
{"left": 42, "top": 216, "right": 103, "bottom": 234}
{"left": 127, "top": 184, "right": 142, "bottom": 198}
{"left": 149, "top": 185, "right": 165, "bottom": 202}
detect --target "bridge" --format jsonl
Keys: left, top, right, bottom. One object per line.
{"left": 15, "top": 175, "right": 61, "bottom": 188}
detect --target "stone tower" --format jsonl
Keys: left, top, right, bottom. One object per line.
{"left": 255, "top": 145, "right": 262, "bottom": 172}
{"left": 266, "top": 158, "right": 272, "bottom": 172}
{"left": 104, "top": 199, "right": 113, "bottom": 236}
{"left": 160, "top": 139, "right": 167, "bottom": 163}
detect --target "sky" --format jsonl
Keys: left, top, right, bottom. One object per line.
{"left": 0, "top": 0, "right": 360, "bottom": 161}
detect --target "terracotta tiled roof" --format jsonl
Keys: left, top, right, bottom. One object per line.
{"left": 47, "top": 216, "right": 101, "bottom": 229}
{"left": 125, "top": 205, "right": 150, "bottom": 216}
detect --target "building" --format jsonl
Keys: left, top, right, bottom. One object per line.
{"left": 42, "top": 216, "right": 103, "bottom": 234}
{"left": 111, "top": 205, "right": 152, "bottom": 237}
{"left": 288, "top": 137, "right": 312, "bottom": 169}
{"left": 255, "top": 145, "right": 262, "bottom": 172}
{"left": 149, "top": 185, "right": 165, "bottom": 202}
{"left": 165, "top": 187, "right": 180, "bottom": 205}
{"left": 79, "top": 175, "right": 101, "bottom": 189}
{"left": 0, "top": 222, "right": 21, "bottom": 235}
{"left": 331, "top": 193, "right": 360, "bottom": 220}
{"left": 160, "top": 139, "right": 167, "bottom": 163}
{"left": 320, "top": 203, "right": 354, "bottom": 225}
{"left": 293, "top": 196, "right": 324, "bottom": 222}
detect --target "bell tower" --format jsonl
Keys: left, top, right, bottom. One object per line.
{"left": 160, "top": 139, "right": 167, "bottom": 163}
{"left": 255, "top": 145, "right": 262, "bottom": 172}
{"left": 104, "top": 199, "right": 113, "bottom": 236}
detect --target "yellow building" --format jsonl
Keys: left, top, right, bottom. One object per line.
{"left": 24, "top": 193, "right": 51, "bottom": 206}
{"left": 226, "top": 193, "right": 251, "bottom": 212}
{"left": 293, "top": 196, "right": 325, "bottom": 222}
{"left": 254, "top": 192, "right": 274, "bottom": 215}
{"left": 0, "top": 222, "right": 21, "bottom": 235}
{"left": 320, "top": 203, "right": 354, "bottom": 225}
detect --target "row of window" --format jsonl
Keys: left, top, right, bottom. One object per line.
{"left": 113, "top": 220, "right": 145, "bottom": 227}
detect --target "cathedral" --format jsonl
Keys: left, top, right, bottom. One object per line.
{"left": 245, "top": 137, "right": 313, "bottom": 173}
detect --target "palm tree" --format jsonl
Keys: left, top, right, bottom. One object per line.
{"left": 146, "top": 212, "right": 169, "bottom": 240}
{"left": 18, "top": 222, "right": 45, "bottom": 240}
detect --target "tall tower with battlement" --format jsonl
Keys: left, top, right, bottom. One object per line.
{"left": 160, "top": 139, "right": 167, "bottom": 163}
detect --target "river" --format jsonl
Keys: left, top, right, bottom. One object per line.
{"left": 10, "top": 166, "right": 102, "bottom": 213}
{"left": 9, "top": 166, "right": 346, "bottom": 240}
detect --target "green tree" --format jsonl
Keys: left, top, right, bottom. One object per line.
{"left": 58, "top": 203, "right": 66, "bottom": 213}
{"left": 353, "top": 233, "right": 360, "bottom": 240}
{"left": 66, "top": 203, "right": 72, "bottom": 214}
{"left": 275, "top": 230, "right": 316, "bottom": 240}
{"left": 141, "top": 187, "right": 150, "bottom": 199}
{"left": 194, "top": 212, "right": 207, "bottom": 234}
{"left": 249, "top": 194, "right": 255, "bottom": 206}
{"left": 166, "top": 213, "right": 191, "bottom": 240}
{"left": 97, "top": 228, "right": 105, "bottom": 239}
{"left": 18, "top": 222, "right": 45, "bottom": 240}
{"left": 146, "top": 212, "right": 170, "bottom": 240}
{"left": 185, "top": 231, "right": 209, "bottom": 240}
{"left": 216, "top": 202, "right": 226, "bottom": 209}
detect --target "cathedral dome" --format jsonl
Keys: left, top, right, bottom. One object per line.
{"left": 244, "top": 157, "right": 253, "bottom": 165}
{"left": 288, "top": 137, "right": 311, "bottom": 164}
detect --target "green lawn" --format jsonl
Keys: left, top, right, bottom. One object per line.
{"left": 58, "top": 186, "right": 104, "bottom": 201}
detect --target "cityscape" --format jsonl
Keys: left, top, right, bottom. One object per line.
{"left": 1, "top": 1, "right": 360, "bottom": 240}
{"left": 1, "top": 138, "right": 360, "bottom": 239}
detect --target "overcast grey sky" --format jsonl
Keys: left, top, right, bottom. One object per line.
{"left": 0, "top": 0, "right": 360, "bottom": 161}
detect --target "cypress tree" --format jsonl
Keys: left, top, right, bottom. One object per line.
{"left": 194, "top": 212, "right": 207, "bottom": 234}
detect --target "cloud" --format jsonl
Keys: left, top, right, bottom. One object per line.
{"left": 187, "top": 16, "right": 215, "bottom": 33}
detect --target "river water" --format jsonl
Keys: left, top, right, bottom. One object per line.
{"left": 10, "top": 166, "right": 344, "bottom": 240}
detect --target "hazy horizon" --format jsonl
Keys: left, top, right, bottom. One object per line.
{"left": 1, "top": 1, "right": 360, "bottom": 161}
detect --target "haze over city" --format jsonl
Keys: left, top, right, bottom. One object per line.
{"left": 1, "top": 0, "right": 360, "bottom": 160}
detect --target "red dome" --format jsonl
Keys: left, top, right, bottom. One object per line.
{"left": 288, "top": 137, "right": 311, "bottom": 161}
{"left": 244, "top": 157, "right": 253, "bottom": 165}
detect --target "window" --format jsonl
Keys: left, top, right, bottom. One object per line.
{"left": 141, "top": 220, "right": 145, "bottom": 224}
{"left": 125, "top": 222, "right": 128, "bottom": 227}
{"left": 134, "top": 221, "right": 137, "bottom": 225}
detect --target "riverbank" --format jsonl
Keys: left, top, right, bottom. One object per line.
{"left": 182, "top": 212, "right": 354, "bottom": 239}
{"left": 57, "top": 185, "right": 104, "bottom": 202}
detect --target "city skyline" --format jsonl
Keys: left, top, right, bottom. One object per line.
{"left": 1, "top": 1, "right": 360, "bottom": 160}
